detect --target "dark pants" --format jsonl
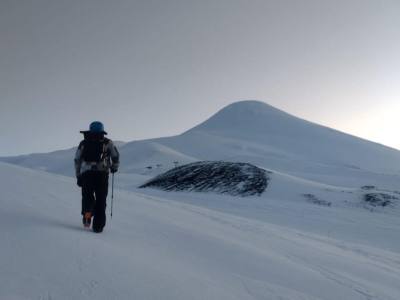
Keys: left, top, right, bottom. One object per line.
{"left": 81, "top": 171, "right": 109, "bottom": 230}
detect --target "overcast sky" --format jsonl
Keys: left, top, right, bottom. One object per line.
{"left": 1, "top": 0, "right": 399, "bottom": 156}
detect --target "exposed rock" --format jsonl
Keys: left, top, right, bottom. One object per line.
{"left": 364, "top": 193, "right": 398, "bottom": 207}
{"left": 302, "top": 194, "right": 331, "bottom": 207}
{"left": 139, "top": 161, "right": 270, "bottom": 196}
{"left": 361, "top": 185, "right": 376, "bottom": 190}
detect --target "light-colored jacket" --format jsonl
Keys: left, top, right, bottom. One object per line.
{"left": 74, "top": 138, "right": 120, "bottom": 177}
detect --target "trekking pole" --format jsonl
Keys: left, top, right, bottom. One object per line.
{"left": 111, "top": 173, "right": 114, "bottom": 219}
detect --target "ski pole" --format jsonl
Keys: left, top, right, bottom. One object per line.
{"left": 111, "top": 173, "right": 114, "bottom": 218}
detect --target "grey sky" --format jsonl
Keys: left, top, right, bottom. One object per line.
{"left": 1, "top": 0, "right": 399, "bottom": 156}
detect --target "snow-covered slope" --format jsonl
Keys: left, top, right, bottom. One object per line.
{"left": 3, "top": 100, "right": 399, "bottom": 188}
{"left": 127, "top": 100, "right": 400, "bottom": 188}
{"left": 2, "top": 100, "right": 400, "bottom": 299}
{"left": 2, "top": 162, "right": 400, "bottom": 300}
{"left": 0, "top": 141, "right": 126, "bottom": 177}
{"left": 0, "top": 146, "right": 78, "bottom": 176}
{"left": 159, "top": 101, "right": 400, "bottom": 178}
{"left": 120, "top": 140, "right": 197, "bottom": 174}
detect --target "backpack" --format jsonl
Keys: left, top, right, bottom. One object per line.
{"left": 81, "top": 138, "right": 109, "bottom": 163}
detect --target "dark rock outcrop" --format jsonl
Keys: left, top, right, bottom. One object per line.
{"left": 364, "top": 193, "right": 398, "bottom": 207}
{"left": 139, "top": 161, "right": 270, "bottom": 196}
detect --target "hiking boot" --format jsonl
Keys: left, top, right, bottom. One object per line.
{"left": 93, "top": 227, "right": 103, "bottom": 233}
{"left": 83, "top": 212, "right": 92, "bottom": 228}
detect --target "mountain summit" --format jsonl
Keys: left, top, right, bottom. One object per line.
{"left": 188, "top": 100, "right": 319, "bottom": 138}
{"left": 188, "top": 100, "right": 297, "bottom": 136}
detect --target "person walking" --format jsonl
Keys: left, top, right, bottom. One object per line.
{"left": 74, "top": 121, "right": 120, "bottom": 233}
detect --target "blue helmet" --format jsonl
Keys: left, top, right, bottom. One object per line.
{"left": 89, "top": 121, "right": 107, "bottom": 134}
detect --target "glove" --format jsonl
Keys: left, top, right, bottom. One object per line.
{"left": 110, "top": 166, "right": 118, "bottom": 174}
{"left": 77, "top": 176, "right": 83, "bottom": 187}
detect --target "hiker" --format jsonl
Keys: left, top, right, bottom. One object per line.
{"left": 74, "top": 121, "right": 120, "bottom": 233}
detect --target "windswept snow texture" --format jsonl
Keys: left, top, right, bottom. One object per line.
{"left": 140, "top": 161, "right": 269, "bottom": 196}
